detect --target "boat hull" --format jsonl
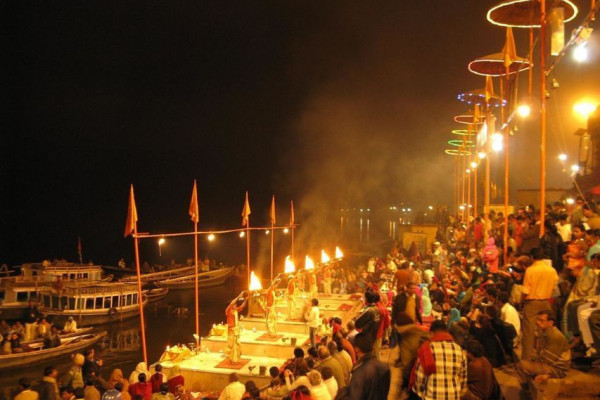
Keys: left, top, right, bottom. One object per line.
{"left": 155, "top": 268, "right": 233, "bottom": 290}
{"left": 41, "top": 300, "right": 148, "bottom": 326}
{"left": 0, "top": 332, "right": 107, "bottom": 370}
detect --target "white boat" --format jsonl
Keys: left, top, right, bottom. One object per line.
{"left": 120, "top": 266, "right": 196, "bottom": 285}
{"left": 38, "top": 282, "right": 148, "bottom": 325}
{"left": 155, "top": 267, "right": 234, "bottom": 289}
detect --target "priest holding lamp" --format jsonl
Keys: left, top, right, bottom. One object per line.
{"left": 225, "top": 291, "right": 249, "bottom": 363}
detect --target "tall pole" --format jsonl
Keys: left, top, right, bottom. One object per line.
{"left": 246, "top": 220, "right": 251, "bottom": 289}
{"left": 194, "top": 220, "right": 199, "bottom": 349}
{"left": 503, "top": 73, "right": 510, "bottom": 266}
{"left": 539, "top": 0, "right": 547, "bottom": 236}
{"left": 474, "top": 161, "right": 478, "bottom": 218}
{"left": 484, "top": 102, "right": 491, "bottom": 241}
{"left": 133, "top": 224, "right": 148, "bottom": 366}
{"left": 270, "top": 196, "right": 275, "bottom": 282}
{"left": 461, "top": 140, "right": 466, "bottom": 222}
{"left": 290, "top": 201, "right": 295, "bottom": 261}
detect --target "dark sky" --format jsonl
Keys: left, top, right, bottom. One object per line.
{"left": 3, "top": 1, "right": 599, "bottom": 267}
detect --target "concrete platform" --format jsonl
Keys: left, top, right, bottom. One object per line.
{"left": 158, "top": 352, "right": 287, "bottom": 392}
{"left": 239, "top": 316, "right": 308, "bottom": 334}
{"left": 203, "top": 328, "right": 309, "bottom": 359}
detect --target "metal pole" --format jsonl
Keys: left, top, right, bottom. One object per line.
{"left": 540, "top": 0, "right": 547, "bottom": 236}
{"left": 133, "top": 225, "right": 148, "bottom": 366}
{"left": 194, "top": 221, "right": 199, "bottom": 350}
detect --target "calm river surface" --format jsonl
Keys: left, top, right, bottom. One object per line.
{"left": 0, "top": 277, "right": 246, "bottom": 400}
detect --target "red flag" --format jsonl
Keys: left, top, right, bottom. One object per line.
{"left": 270, "top": 195, "right": 276, "bottom": 225}
{"left": 502, "top": 27, "right": 517, "bottom": 67}
{"left": 189, "top": 180, "right": 199, "bottom": 223}
{"left": 241, "top": 191, "right": 251, "bottom": 226}
{"left": 124, "top": 184, "right": 138, "bottom": 237}
{"left": 290, "top": 201, "right": 295, "bottom": 226}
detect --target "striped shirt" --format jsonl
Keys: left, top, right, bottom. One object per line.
{"left": 413, "top": 340, "right": 467, "bottom": 400}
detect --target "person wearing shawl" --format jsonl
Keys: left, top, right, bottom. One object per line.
{"left": 108, "top": 369, "right": 129, "bottom": 392}
{"left": 448, "top": 307, "right": 461, "bottom": 328}
{"left": 482, "top": 237, "right": 499, "bottom": 274}
{"left": 167, "top": 366, "right": 184, "bottom": 394}
{"left": 129, "top": 362, "right": 150, "bottom": 384}
{"left": 421, "top": 287, "right": 432, "bottom": 318}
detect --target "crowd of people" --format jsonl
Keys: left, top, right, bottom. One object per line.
{"left": 8, "top": 197, "right": 600, "bottom": 400}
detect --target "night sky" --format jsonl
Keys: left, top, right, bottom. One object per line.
{"left": 3, "top": 1, "right": 599, "bottom": 268}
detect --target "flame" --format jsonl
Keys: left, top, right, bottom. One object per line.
{"left": 335, "top": 246, "right": 343, "bottom": 259}
{"left": 249, "top": 271, "right": 263, "bottom": 291}
{"left": 284, "top": 256, "right": 296, "bottom": 273}
{"left": 305, "top": 255, "right": 315, "bottom": 270}
{"left": 166, "top": 345, "right": 170, "bottom": 351}
{"left": 321, "top": 250, "right": 331, "bottom": 263}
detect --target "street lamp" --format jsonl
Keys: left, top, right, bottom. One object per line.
{"left": 158, "top": 237, "right": 165, "bottom": 256}
{"left": 573, "top": 101, "right": 598, "bottom": 119}
{"left": 207, "top": 233, "right": 215, "bottom": 242}
{"left": 573, "top": 44, "right": 589, "bottom": 62}
{"left": 517, "top": 104, "right": 531, "bottom": 118}
{"left": 558, "top": 153, "right": 567, "bottom": 161}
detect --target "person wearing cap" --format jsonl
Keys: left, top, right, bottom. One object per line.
{"left": 62, "top": 353, "right": 85, "bottom": 389}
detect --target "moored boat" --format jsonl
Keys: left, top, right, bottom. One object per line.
{"left": 120, "top": 266, "right": 196, "bottom": 285}
{"left": 154, "top": 267, "right": 234, "bottom": 290}
{"left": 143, "top": 287, "right": 169, "bottom": 302}
{"left": 0, "top": 331, "right": 107, "bottom": 370}
{"left": 38, "top": 282, "right": 148, "bottom": 325}
{"left": 21, "top": 327, "right": 95, "bottom": 346}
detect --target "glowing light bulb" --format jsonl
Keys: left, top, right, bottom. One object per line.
{"left": 491, "top": 133, "right": 503, "bottom": 152}
{"left": 207, "top": 234, "right": 215, "bottom": 242}
{"left": 470, "top": 161, "right": 477, "bottom": 169}
{"left": 239, "top": 231, "right": 245, "bottom": 238}
{"left": 566, "top": 198, "right": 575, "bottom": 205}
{"left": 558, "top": 154, "right": 567, "bottom": 161}
{"left": 283, "top": 228, "right": 289, "bottom": 234}
{"left": 573, "top": 44, "right": 588, "bottom": 62}
{"left": 478, "top": 152, "right": 486, "bottom": 159}
{"left": 570, "top": 164, "right": 580, "bottom": 174}
{"left": 573, "top": 102, "right": 597, "bottom": 119}
{"left": 158, "top": 238, "right": 166, "bottom": 245}
{"left": 517, "top": 104, "right": 531, "bottom": 118}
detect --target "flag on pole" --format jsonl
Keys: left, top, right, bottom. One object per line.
{"left": 290, "top": 201, "right": 295, "bottom": 226}
{"left": 502, "top": 27, "right": 517, "bottom": 67}
{"left": 485, "top": 76, "right": 494, "bottom": 102}
{"left": 77, "top": 237, "right": 83, "bottom": 263}
{"left": 241, "top": 191, "right": 251, "bottom": 226}
{"left": 124, "top": 184, "right": 138, "bottom": 237}
{"left": 189, "top": 180, "right": 199, "bottom": 223}
{"left": 270, "top": 195, "right": 276, "bottom": 225}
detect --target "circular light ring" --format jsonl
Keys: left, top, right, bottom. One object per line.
{"left": 451, "top": 129, "right": 473, "bottom": 136}
{"left": 487, "top": 0, "right": 578, "bottom": 29}
{"left": 468, "top": 56, "right": 532, "bottom": 77}
{"left": 454, "top": 115, "right": 485, "bottom": 125}
{"left": 448, "top": 139, "right": 475, "bottom": 147}
{"left": 445, "top": 149, "right": 472, "bottom": 156}
{"left": 457, "top": 91, "right": 507, "bottom": 108}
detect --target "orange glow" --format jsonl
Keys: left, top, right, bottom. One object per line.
{"left": 284, "top": 256, "right": 295, "bottom": 273}
{"left": 166, "top": 345, "right": 170, "bottom": 351}
{"left": 335, "top": 246, "right": 343, "bottom": 259}
{"left": 305, "top": 255, "right": 315, "bottom": 270}
{"left": 321, "top": 250, "right": 331, "bottom": 264}
{"left": 249, "top": 271, "right": 263, "bottom": 291}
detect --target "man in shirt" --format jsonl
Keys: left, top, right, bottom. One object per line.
{"left": 516, "top": 310, "right": 570, "bottom": 394}
{"left": 217, "top": 373, "right": 245, "bottom": 400}
{"left": 521, "top": 247, "right": 559, "bottom": 360}
{"left": 35, "top": 367, "right": 59, "bottom": 400}
{"left": 225, "top": 292, "right": 249, "bottom": 363}
{"left": 498, "top": 291, "right": 521, "bottom": 343}
{"left": 410, "top": 320, "right": 467, "bottom": 400}
{"left": 317, "top": 346, "right": 346, "bottom": 389}
{"left": 305, "top": 298, "right": 320, "bottom": 347}
{"left": 15, "top": 377, "right": 39, "bottom": 400}
{"left": 354, "top": 290, "right": 381, "bottom": 347}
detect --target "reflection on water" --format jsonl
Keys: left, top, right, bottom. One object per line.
{"left": 0, "top": 277, "right": 245, "bottom": 400}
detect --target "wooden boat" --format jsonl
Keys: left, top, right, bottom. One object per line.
{"left": 21, "top": 327, "right": 95, "bottom": 346}
{"left": 0, "top": 262, "right": 112, "bottom": 321}
{"left": 143, "top": 287, "right": 169, "bottom": 302}
{"left": 38, "top": 282, "right": 148, "bottom": 325}
{"left": 155, "top": 267, "right": 234, "bottom": 290}
{"left": 0, "top": 331, "right": 107, "bottom": 370}
{"left": 120, "top": 266, "right": 196, "bottom": 285}
{"left": 101, "top": 264, "right": 136, "bottom": 279}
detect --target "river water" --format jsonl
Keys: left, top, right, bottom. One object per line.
{"left": 0, "top": 277, "right": 246, "bottom": 399}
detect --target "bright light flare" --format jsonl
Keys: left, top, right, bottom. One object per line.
{"left": 571, "top": 164, "right": 580, "bottom": 174}
{"left": 158, "top": 238, "right": 166, "bottom": 245}
{"left": 566, "top": 198, "right": 575, "bottom": 205}
{"left": 470, "top": 161, "right": 477, "bottom": 169}
{"left": 478, "top": 152, "right": 486, "bottom": 159}
{"left": 284, "top": 256, "right": 295, "bottom": 273}
{"left": 491, "top": 133, "right": 503, "bottom": 152}
{"left": 265, "top": 230, "right": 270, "bottom": 235}
{"left": 428, "top": 205, "right": 434, "bottom": 210}
{"left": 249, "top": 271, "right": 263, "bottom": 291}
{"left": 304, "top": 255, "right": 315, "bottom": 270}
{"left": 335, "top": 246, "right": 343, "bottom": 259}
{"left": 558, "top": 154, "right": 567, "bottom": 161}
{"left": 517, "top": 104, "right": 531, "bottom": 118}
{"left": 321, "top": 250, "right": 331, "bottom": 264}
{"left": 239, "top": 231, "right": 245, "bottom": 238}
{"left": 573, "top": 101, "right": 598, "bottom": 119}
{"left": 207, "top": 234, "right": 215, "bottom": 242}
{"left": 283, "top": 228, "right": 289, "bottom": 234}
{"left": 573, "top": 44, "right": 588, "bottom": 62}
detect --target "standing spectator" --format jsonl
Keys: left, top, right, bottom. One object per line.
{"left": 305, "top": 299, "right": 320, "bottom": 348}
{"left": 521, "top": 248, "right": 559, "bottom": 361}
{"left": 14, "top": 377, "right": 38, "bottom": 400}
{"left": 335, "top": 332, "right": 390, "bottom": 400}
{"left": 482, "top": 237, "right": 499, "bottom": 274}
{"left": 354, "top": 290, "right": 381, "bottom": 345}
{"left": 82, "top": 349, "right": 103, "bottom": 381}
{"left": 410, "top": 320, "right": 467, "bottom": 400}
{"left": 149, "top": 365, "right": 166, "bottom": 393}
{"left": 36, "top": 366, "right": 59, "bottom": 400}
{"left": 62, "top": 353, "right": 85, "bottom": 389}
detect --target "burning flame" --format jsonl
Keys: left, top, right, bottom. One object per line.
{"left": 166, "top": 345, "right": 170, "bottom": 351}
{"left": 305, "top": 255, "right": 315, "bottom": 270}
{"left": 321, "top": 250, "right": 330, "bottom": 263}
{"left": 284, "top": 256, "right": 296, "bottom": 273}
{"left": 249, "top": 271, "right": 263, "bottom": 291}
{"left": 335, "top": 246, "right": 343, "bottom": 259}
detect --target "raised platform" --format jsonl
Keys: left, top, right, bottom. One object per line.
{"left": 203, "top": 328, "right": 309, "bottom": 359}
{"left": 158, "top": 352, "right": 286, "bottom": 392}
{"left": 239, "top": 316, "right": 308, "bottom": 334}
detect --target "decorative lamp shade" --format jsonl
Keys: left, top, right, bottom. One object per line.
{"left": 457, "top": 88, "right": 507, "bottom": 108}
{"left": 454, "top": 112, "right": 485, "bottom": 125}
{"left": 487, "top": 0, "right": 578, "bottom": 28}
{"left": 445, "top": 149, "right": 472, "bottom": 156}
{"left": 468, "top": 52, "right": 532, "bottom": 76}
